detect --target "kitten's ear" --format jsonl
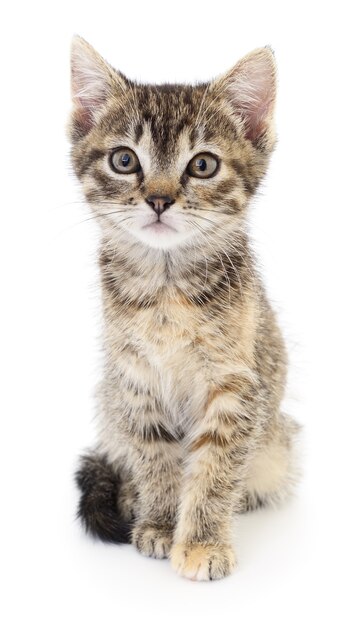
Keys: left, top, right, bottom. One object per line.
{"left": 70, "top": 35, "right": 127, "bottom": 138}
{"left": 214, "top": 47, "right": 276, "bottom": 149}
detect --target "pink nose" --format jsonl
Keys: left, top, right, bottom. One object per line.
{"left": 145, "top": 195, "right": 175, "bottom": 216}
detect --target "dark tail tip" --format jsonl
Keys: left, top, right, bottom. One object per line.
{"left": 75, "top": 453, "right": 132, "bottom": 544}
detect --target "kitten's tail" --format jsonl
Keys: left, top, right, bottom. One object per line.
{"left": 75, "top": 453, "right": 132, "bottom": 544}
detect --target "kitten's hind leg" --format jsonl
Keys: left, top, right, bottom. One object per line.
{"left": 240, "top": 414, "right": 301, "bottom": 512}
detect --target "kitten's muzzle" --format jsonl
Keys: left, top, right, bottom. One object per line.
{"left": 145, "top": 195, "right": 175, "bottom": 217}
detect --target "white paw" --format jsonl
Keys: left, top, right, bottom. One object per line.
{"left": 132, "top": 524, "right": 173, "bottom": 559}
{"left": 170, "top": 542, "right": 236, "bottom": 581}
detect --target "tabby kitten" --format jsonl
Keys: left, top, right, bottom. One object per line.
{"left": 70, "top": 36, "right": 299, "bottom": 581}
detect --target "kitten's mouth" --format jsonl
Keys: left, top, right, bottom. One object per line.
{"left": 142, "top": 220, "right": 177, "bottom": 234}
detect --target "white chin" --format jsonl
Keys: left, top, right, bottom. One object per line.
{"left": 129, "top": 221, "right": 191, "bottom": 250}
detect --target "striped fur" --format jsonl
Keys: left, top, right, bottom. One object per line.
{"left": 70, "top": 36, "right": 300, "bottom": 581}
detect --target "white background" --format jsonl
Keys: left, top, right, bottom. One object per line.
{"left": 1, "top": 1, "right": 356, "bottom": 624}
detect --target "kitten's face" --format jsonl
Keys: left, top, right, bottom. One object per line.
{"left": 70, "top": 38, "right": 276, "bottom": 252}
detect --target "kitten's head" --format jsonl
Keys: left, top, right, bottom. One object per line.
{"left": 69, "top": 36, "right": 276, "bottom": 253}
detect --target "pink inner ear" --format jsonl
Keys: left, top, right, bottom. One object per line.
{"left": 73, "top": 100, "right": 95, "bottom": 134}
{"left": 244, "top": 101, "right": 271, "bottom": 142}
{"left": 72, "top": 74, "right": 105, "bottom": 132}
{"left": 226, "top": 51, "right": 276, "bottom": 143}
{"left": 72, "top": 73, "right": 105, "bottom": 133}
{"left": 71, "top": 42, "right": 112, "bottom": 134}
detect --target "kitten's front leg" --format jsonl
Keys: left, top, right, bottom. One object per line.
{"left": 130, "top": 429, "right": 182, "bottom": 559}
{"left": 171, "top": 385, "right": 257, "bottom": 580}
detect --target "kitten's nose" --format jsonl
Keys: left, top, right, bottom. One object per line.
{"left": 145, "top": 195, "right": 175, "bottom": 216}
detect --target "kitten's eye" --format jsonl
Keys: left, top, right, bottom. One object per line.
{"left": 187, "top": 153, "right": 219, "bottom": 179}
{"left": 110, "top": 148, "right": 141, "bottom": 174}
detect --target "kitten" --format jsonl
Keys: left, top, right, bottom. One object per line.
{"left": 70, "top": 36, "right": 300, "bottom": 581}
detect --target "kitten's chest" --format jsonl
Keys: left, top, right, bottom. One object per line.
{"left": 141, "top": 299, "right": 197, "bottom": 351}
{"left": 124, "top": 297, "right": 233, "bottom": 420}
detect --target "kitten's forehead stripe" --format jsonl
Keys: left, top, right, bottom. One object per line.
{"left": 189, "top": 127, "right": 199, "bottom": 151}
{"left": 134, "top": 123, "right": 143, "bottom": 144}
{"left": 129, "top": 82, "right": 224, "bottom": 160}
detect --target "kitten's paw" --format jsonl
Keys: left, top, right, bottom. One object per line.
{"left": 170, "top": 542, "right": 236, "bottom": 581}
{"left": 132, "top": 523, "right": 173, "bottom": 559}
